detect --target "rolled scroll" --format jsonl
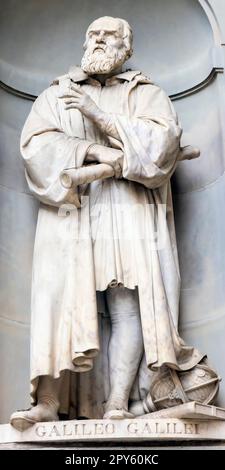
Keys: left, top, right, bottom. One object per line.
{"left": 60, "top": 146, "right": 200, "bottom": 189}
{"left": 178, "top": 145, "right": 200, "bottom": 161}
{"left": 60, "top": 163, "right": 115, "bottom": 189}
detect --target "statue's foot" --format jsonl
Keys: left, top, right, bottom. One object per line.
{"left": 103, "top": 409, "right": 134, "bottom": 419}
{"left": 10, "top": 403, "right": 59, "bottom": 431}
{"left": 103, "top": 397, "right": 134, "bottom": 420}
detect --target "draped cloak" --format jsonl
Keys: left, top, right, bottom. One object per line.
{"left": 20, "top": 67, "right": 202, "bottom": 418}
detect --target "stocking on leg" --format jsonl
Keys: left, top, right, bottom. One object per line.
{"left": 10, "top": 375, "right": 61, "bottom": 431}
{"left": 104, "top": 286, "right": 144, "bottom": 419}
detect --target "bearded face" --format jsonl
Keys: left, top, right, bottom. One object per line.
{"left": 81, "top": 30, "right": 129, "bottom": 75}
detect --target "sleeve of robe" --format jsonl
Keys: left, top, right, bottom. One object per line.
{"left": 20, "top": 86, "right": 92, "bottom": 207}
{"left": 115, "top": 83, "right": 182, "bottom": 189}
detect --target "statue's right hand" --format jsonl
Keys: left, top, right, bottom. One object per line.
{"left": 87, "top": 144, "right": 123, "bottom": 178}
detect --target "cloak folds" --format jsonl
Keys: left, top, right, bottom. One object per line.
{"left": 21, "top": 68, "right": 202, "bottom": 417}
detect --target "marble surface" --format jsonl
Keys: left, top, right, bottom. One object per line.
{"left": 1, "top": 417, "right": 225, "bottom": 444}
{"left": 1, "top": 0, "right": 225, "bottom": 424}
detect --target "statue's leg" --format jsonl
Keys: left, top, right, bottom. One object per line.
{"left": 104, "top": 286, "right": 144, "bottom": 419}
{"left": 10, "top": 376, "right": 61, "bottom": 431}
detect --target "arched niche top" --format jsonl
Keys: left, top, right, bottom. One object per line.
{"left": 199, "top": 0, "right": 224, "bottom": 46}
{"left": 0, "top": 0, "right": 217, "bottom": 97}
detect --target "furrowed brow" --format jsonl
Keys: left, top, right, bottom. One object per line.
{"left": 88, "top": 29, "right": 119, "bottom": 35}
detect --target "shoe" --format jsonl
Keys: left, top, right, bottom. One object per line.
{"left": 10, "top": 403, "right": 59, "bottom": 431}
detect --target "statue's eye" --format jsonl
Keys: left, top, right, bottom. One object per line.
{"left": 89, "top": 31, "right": 98, "bottom": 39}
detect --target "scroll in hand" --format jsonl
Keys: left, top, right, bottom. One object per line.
{"left": 60, "top": 163, "right": 115, "bottom": 189}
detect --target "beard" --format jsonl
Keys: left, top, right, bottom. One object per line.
{"left": 81, "top": 44, "right": 128, "bottom": 74}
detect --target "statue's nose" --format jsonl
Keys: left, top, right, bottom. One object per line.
{"left": 96, "top": 31, "right": 105, "bottom": 43}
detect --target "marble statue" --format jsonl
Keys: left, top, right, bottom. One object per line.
{"left": 10, "top": 16, "right": 208, "bottom": 431}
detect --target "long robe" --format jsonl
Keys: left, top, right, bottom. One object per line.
{"left": 20, "top": 67, "right": 202, "bottom": 418}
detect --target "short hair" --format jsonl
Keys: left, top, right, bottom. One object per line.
{"left": 84, "top": 16, "right": 133, "bottom": 60}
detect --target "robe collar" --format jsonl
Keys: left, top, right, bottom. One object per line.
{"left": 53, "top": 66, "right": 151, "bottom": 87}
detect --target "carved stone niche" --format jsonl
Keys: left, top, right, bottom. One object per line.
{"left": 1, "top": 0, "right": 225, "bottom": 446}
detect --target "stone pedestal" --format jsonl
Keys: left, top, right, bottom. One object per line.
{"left": 1, "top": 403, "right": 225, "bottom": 447}
{"left": 0, "top": 419, "right": 225, "bottom": 445}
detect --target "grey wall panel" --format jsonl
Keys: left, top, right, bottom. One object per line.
{"left": 200, "top": 0, "right": 225, "bottom": 45}
{"left": 0, "top": 87, "right": 32, "bottom": 130}
{"left": 0, "top": 182, "right": 37, "bottom": 423}
{"left": 0, "top": 90, "right": 33, "bottom": 193}
{"left": 173, "top": 75, "right": 225, "bottom": 193}
{"left": 175, "top": 173, "right": 225, "bottom": 301}
{"left": 0, "top": 186, "right": 38, "bottom": 325}
{"left": 0, "top": 122, "right": 26, "bottom": 192}
{"left": 0, "top": 318, "right": 30, "bottom": 424}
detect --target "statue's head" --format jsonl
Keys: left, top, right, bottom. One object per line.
{"left": 81, "top": 16, "right": 133, "bottom": 75}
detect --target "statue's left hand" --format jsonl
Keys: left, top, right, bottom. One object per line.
{"left": 60, "top": 84, "right": 100, "bottom": 119}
